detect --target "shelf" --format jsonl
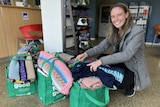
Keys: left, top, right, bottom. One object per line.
{"left": 63, "top": 0, "right": 78, "bottom": 55}
{"left": 76, "top": 26, "right": 91, "bottom": 31}
{"left": 63, "top": 0, "right": 91, "bottom": 55}
{"left": 72, "top": 5, "right": 89, "bottom": 11}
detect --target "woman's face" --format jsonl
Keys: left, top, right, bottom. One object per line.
{"left": 110, "top": 7, "right": 128, "bottom": 30}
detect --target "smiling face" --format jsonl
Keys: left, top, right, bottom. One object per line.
{"left": 110, "top": 7, "right": 129, "bottom": 30}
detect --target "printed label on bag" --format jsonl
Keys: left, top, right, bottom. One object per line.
{"left": 52, "top": 91, "right": 60, "bottom": 97}
{"left": 52, "top": 85, "right": 60, "bottom": 96}
{"left": 52, "top": 85, "right": 58, "bottom": 91}
{"left": 14, "top": 82, "right": 30, "bottom": 89}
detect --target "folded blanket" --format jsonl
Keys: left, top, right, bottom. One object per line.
{"left": 25, "top": 55, "right": 35, "bottom": 80}
{"left": 8, "top": 56, "right": 20, "bottom": 80}
{"left": 38, "top": 51, "right": 73, "bottom": 95}
{"left": 54, "top": 52, "right": 74, "bottom": 63}
{"left": 79, "top": 77, "right": 103, "bottom": 90}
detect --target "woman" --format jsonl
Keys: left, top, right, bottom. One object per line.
{"left": 76, "top": 3, "right": 151, "bottom": 97}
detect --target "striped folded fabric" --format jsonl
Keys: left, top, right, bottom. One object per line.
{"left": 37, "top": 51, "right": 73, "bottom": 95}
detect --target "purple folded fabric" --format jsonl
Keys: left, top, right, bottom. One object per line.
{"left": 19, "top": 56, "right": 27, "bottom": 82}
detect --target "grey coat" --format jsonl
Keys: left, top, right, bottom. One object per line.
{"left": 86, "top": 24, "right": 151, "bottom": 91}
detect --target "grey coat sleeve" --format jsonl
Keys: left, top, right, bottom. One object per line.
{"left": 85, "top": 37, "right": 111, "bottom": 57}
{"left": 100, "top": 26, "right": 144, "bottom": 65}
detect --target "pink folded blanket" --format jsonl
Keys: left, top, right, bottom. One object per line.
{"left": 38, "top": 51, "right": 73, "bottom": 95}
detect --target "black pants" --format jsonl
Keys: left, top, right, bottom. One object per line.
{"left": 110, "top": 63, "right": 134, "bottom": 89}
{"left": 98, "top": 54, "right": 134, "bottom": 89}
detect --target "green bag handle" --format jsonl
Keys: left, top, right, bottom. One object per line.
{"left": 55, "top": 52, "right": 67, "bottom": 64}
{"left": 6, "top": 53, "right": 32, "bottom": 68}
{"left": 72, "top": 82, "right": 109, "bottom": 107}
{"left": 85, "top": 87, "right": 109, "bottom": 107}
{"left": 41, "top": 57, "right": 56, "bottom": 76}
{"left": 10, "top": 53, "right": 32, "bottom": 61}
{"left": 29, "top": 44, "right": 39, "bottom": 53}
{"left": 40, "top": 54, "right": 67, "bottom": 76}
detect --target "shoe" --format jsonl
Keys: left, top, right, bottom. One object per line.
{"left": 124, "top": 88, "right": 135, "bottom": 97}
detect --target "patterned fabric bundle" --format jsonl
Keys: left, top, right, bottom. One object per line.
{"left": 8, "top": 43, "right": 39, "bottom": 84}
{"left": 72, "top": 62, "right": 125, "bottom": 90}
{"left": 8, "top": 53, "right": 36, "bottom": 83}
{"left": 37, "top": 51, "right": 73, "bottom": 95}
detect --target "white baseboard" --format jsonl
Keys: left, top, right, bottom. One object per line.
{"left": 145, "top": 42, "right": 160, "bottom": 46}
{"left": 90, "top": 38, "right": 96, "bottom": 40}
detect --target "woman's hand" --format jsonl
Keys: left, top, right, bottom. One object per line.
{"left": 87, "top": 60, "right": 102, "bottom": 72}
{"left": 75, "top": 52, "right": 88, "bottom": 62}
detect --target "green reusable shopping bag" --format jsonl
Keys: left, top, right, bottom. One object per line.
{"left": 69, "top": 82, "right": 110, "bottom": 107}
{"left": 5, "top": 67, "right": 37, "bottom": 97}
{"left": 5, "top": 53, "right": 37, "bottom": 97}
{"left": 37, "top": 67, "right": 66, "bottom": 106}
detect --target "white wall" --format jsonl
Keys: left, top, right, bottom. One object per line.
{"left": 41, "top": 0, "right": 63, "bottom": 53}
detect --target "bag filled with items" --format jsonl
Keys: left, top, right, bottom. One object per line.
{"left": 5, "top": 52, "right": 37, "bottom": 97}
{"left": 37, "top": 51, "right": 73, "bottom": 95}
